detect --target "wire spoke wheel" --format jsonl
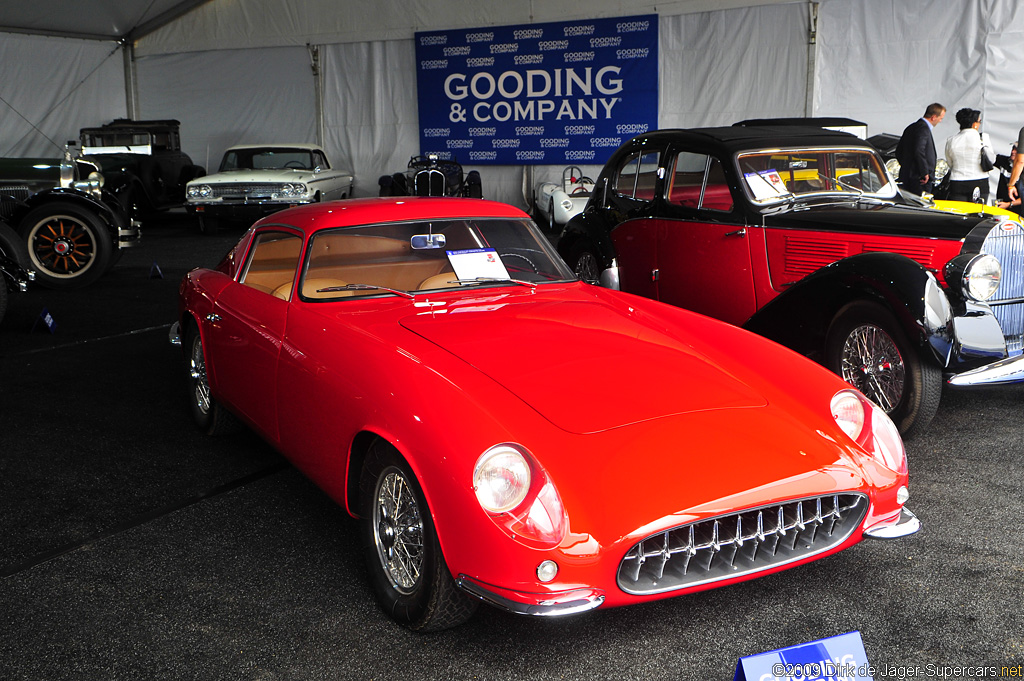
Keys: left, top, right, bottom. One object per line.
{"left": 372, "top": 467, "right": 425, "bottom": 594}
{"left": 839, "top": 323, "right": 905, "bottom": 412}
{"left": 189, "top": 332, "right": 212, "bottom": 417}
{"left": 573, "top": 250, "right": 600, "bottom": 282}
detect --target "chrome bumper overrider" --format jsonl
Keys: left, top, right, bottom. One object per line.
{"left": 455, "top": 575, "right": 605, "bottom": 617}
{"left": 863, "top": 507, "right": 920, "bottom": 540}
{"left": 947, "top": 352, "right": 1024, "bottom": 386}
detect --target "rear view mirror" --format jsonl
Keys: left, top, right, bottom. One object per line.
{"left": 411, "top": 233, "right": 446, "bottom": 249}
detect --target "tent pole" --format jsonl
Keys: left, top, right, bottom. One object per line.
{"left": 805, "top": 1, "right": 819, "bottom": 117}
{"left": 122, "top": 40, "right": 139, "bottom": 120}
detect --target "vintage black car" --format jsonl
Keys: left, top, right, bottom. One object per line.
{"left": 80, "top": 119, "right": 205, "bottom": 217}
{"left": 557, "top": 125, "right": 1024, "bottom": 437}
{"left": 378, "top": 154, "right": 482, "bottom": 198}
{"left": 0, "top": 144, "right": 139, "bottom": 288}
{"left": 0, "top": 220, "right": 32, "bottom": 325}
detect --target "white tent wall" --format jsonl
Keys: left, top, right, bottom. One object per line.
{"left": 134, "top": 46, "right": 317, "bottom": 175}
{"left": 0, "top": 32, "right": 125, "bottom": 157}
{"left": 815, "top": 0, "right": 1023, "bottom": 154}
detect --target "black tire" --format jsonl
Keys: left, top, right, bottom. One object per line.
{"left": 197, "top": 214, "right": 220, "bottom": 235}
{"left": 0, "top": 221, "right": 29, "bottom": 269}
{"left": 360, "top": 440, "right": 477, "bottom": 631}
{"left": 569, "top": 240, "right": 601, "bottom": 284}
{"left": 185, "top": 324, "right": 238, "bottom": 436}
{"left": 19, "top": 201, "right": 112, "bottom": 289}
{"left": 0, "top": 276, "right": 8, "bottom": 327}
{"left": 825, "top": 301, "right": 941, "bottom": 438}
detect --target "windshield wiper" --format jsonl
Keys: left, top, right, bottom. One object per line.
{"left": 435, "top": 277, "right": 538, "bottom": 289}
{"left": 316, "top": 283, "right": 415, "bottom": 299}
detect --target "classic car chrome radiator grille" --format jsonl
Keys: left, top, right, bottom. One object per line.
{"left": 210, "top": 183, "right": 287, "bottom": 198}
{"left": 617, "top": 493, "right": 868, "bottom": 595}
{"left": 982, "top": 227, "right": 1024, "bottom": 355}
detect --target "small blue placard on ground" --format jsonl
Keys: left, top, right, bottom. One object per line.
{"left": 33, "top": 307, "right": 57, "bottom": 334}
{"left": 734, "top": 631, "right": 873, "bottom": 681}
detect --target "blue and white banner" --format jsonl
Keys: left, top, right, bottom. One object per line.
{"left": 414, "top": 15, "right": 658, "bottom": 166}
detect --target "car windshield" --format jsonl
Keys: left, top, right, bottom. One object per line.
{"left": 298, "top": 218, "right": 575, "bottom": 300}
{"left": 736, "top": 146, "right": 897, "bottom": 205}
{"left": 221, "top": 148, "right": 314, "bottom": 171}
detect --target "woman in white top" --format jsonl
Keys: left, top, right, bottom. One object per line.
{"left": 944, "top": 107, "right": 995, "bottom": 203}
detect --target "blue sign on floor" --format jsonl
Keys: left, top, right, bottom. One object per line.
{"left": 414, "top": 14, "right": 658, "bottom": 165}
{"left": 734, "top": 631, "right": 873, "bottom": 681}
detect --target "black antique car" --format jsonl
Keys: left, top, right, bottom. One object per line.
{"left": 378, "top": 154, "right": 482, "bottom": 198}
{"left": 0, "top": 144, "right": 139, "bottom": 288}
{"left": 80, "top": 119, "right": 206, "bottom": 217}
{"left": 557, "top": 125, "right": 1024, "bottom": 437}
{"left": 0, "top": 220, "right": 32, "bottom": 325}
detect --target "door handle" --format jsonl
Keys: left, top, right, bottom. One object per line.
{"left": 725, "top": 228, "right": 747, "bottom": 237}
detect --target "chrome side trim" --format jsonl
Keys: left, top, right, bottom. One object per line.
{"left": 863, "top": 507, "right": 920, "bottom": 540}
{"left": 947, "top": 352, "right": 1024, "bottom": 386}
{"left": 455, "top": 576, "right": 605, "bottom": 617}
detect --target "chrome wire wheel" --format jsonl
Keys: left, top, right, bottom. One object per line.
{"left": 573, "top": 250, "right": 600, "bottom": 282}
{"left": 189, "top": 333, "right": 211, "bottom": 416}
{"left": 839, "top": 323, "right": 906, "bottom": 412}
{"left": 372, "top": 467, "right": 425, "bottom": 594}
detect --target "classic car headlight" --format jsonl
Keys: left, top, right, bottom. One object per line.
{"left": 945, "top": 253, "right": 1001, "bottom": 301}
{"left": 87, "top": 171, "right": 105, "bottom": 188}
{"left": 187, "top": 184, "right": 212, "bottom": 199}
{"left": 474, "top": 444, "right": 530, "bottom": 513}
{"left": 280, "top": 183, "right": 308, "bottom": 197}
{"left": 831, "top": 389, "right": 907, "bottom": 475}
{"left": 473, "top": 443, "right": 567, "bottom": 548}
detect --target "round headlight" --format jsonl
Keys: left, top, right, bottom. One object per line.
{"left": 473, "top": 444, "right": 531, "bottom": 513}
{"left": 87, "top": 171, "right": 105, "bottom": 188}
{"left": 964, "top": 253, "right": 1001, "bottom": 300}
{"left": 830, "top": 390, "right": 865, "bottom": 441}
{"left": 946, "top": 253, "right": 1001, "bottom": 301}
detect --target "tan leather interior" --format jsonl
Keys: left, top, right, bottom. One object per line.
{"left": 417, "top": 272, "right": 460, "bottom": 290}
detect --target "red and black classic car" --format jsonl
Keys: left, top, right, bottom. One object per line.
{"left": 557, "top": 125, "right": 1024, "bottom": 437}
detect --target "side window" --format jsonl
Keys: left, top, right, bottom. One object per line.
{"left": 667, "top": 152, "right": 734, "bottom": 212}
{"left": 611, "top": 150, "right": 660, "bottom": 201}
{"left": 314, "top": 151, "right": 329, "bottom": 169}
{"left": 240, "top": 231, "right": 303, "bottom": 300}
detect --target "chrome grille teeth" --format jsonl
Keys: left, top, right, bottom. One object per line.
{"left": 617, "top": 494, "right": 868, "bottom": 594}
{"left": 982, "top": 228, "right": 1024, "bottom": 355}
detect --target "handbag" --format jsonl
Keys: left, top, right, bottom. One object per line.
{"left": 980, "top": 133, "right": 995, "bottom": 172}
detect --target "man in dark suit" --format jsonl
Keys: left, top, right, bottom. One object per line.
{"left": 895, "top": 102, "right": 946, "bottom": 194}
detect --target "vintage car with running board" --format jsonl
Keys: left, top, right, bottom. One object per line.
{"left": 558, "top": 125, "right": 1024, "bottom": 437}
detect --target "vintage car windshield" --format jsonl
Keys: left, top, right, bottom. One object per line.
{"left": 298, "top": 217, "right": 576, "bottom": 300}
{"left": 221, "top": 148, "right": 314, "bottom": 171}
{"left": 736, "top": 146, "right": 897, "bottom": 205}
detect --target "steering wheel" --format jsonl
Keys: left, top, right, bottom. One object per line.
{"left": 500, "top": 252, "right": 539, "bottom": 273}
{"left": 284, "top": 161, "right": 306, "bottom": 169}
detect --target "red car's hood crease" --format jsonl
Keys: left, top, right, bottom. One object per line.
{"left": 399, "top": 294, "right": 769, "bottom": 434}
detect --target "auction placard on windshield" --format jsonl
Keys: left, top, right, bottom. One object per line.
{"left": 414, "top": 15, "right": 658, "bottom": 165}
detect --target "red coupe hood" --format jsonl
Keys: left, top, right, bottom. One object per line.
{"left": 399, "top": 293, "right": 768, "bottom": 434}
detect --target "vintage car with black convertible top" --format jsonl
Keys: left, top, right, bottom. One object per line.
{"left": 79, "top": 119, "right": 206, "bottom": 218}
{"left": 0, "top": 144, "right": 139, "bottom": 288}
{"left": 557, "top": 125, "right": 1024, "bottom": 437}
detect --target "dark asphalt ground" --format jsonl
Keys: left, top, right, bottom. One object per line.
{"left": 1, "top": 211, "right": 1022, "bottom": 680}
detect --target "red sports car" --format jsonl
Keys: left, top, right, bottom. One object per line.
{"left": 172, "top": 197, "right": 918, "bottom": 631}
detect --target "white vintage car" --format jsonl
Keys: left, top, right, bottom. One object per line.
{"left": 533, "top": 166, "right": 596, "bottom": 231}
{"left": 185, "top": 144, "right": 354, "bottom": 232}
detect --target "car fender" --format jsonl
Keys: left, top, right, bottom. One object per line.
{"left": 557, "top": 210, "right": 617, "bottom": 269}
{"left": 742, "top": 251, "right": 976, "bottom": 368}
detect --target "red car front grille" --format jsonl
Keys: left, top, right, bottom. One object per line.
{"left": 617, "top": 493, "right": 868, "bottom": 595}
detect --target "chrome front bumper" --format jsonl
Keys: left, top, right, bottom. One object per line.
{"left": 456, "top": 575, "right": 605, "bottom": 617}
{"left": 863, "top": 507, "right": 920, "bottom": 540}
{"left": 947, "top": 352, "right": 1024, "bottom": 386}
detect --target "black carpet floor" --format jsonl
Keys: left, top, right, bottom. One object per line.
{"left": 1, "top": 212, "right": 1021, "bottom": 680}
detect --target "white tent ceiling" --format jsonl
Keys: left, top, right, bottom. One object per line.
{"left": 0, "top": 0, "right": 208, "bottom": 41}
